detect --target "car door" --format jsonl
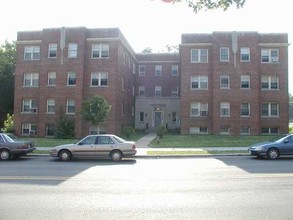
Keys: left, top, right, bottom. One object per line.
{"left": 280, "top": 136, "right": 293, "bottom": 155}
{"left": 73, "top": 136, "right": 98, "bottom": 157}
{"left": 95, "top": 136, "right": 115, "bottom": 157}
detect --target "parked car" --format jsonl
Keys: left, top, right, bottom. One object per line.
{"left": 248, "top": 134, "right": 293, "bottom": 160}
{"left": 0, "top": 133, "right": 35, "bottom": 160}
{"left": 50, "top": 134, "right": 137, "bottom": 161}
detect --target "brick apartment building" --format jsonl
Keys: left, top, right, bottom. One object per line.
{"left": 14, "top": 27, "right": 289, "bottom": 137}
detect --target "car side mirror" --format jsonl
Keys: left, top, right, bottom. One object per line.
{"left": 284, "top": 139, "right": 289, "bottom": 144}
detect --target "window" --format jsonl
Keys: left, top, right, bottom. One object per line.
{"left": 47, "top": 99, "right": 55, "bottom": 113}
{"left": 261, "top": 103, "right": 279, "bottom": 117}
{"left": 48, "top": 43, "right": 57, "bottom": 58}
{"left": 190, "top": 102, "right": 208, "bottom": 117}
{"left": 240, "top": 47, "right": 250, "bottom": 62}
{"left": 24, "top": 46, "right": 40, "bottom": 60}
{"left": 67, "top": 71, "right": 76, "bottom": 86}
{"left": 68, "top": 43, "right": 77, "bottom": 58}
{"left": 261, "top": 127, "right": 279, "bottom": 134}
{"left": 261, "top": 49, "right": 279, "bottom": 63}
{"left": 191, "top": 76, "right": 208, "bottom": 89}
{"left": 139, "top": 65, "right": 146, "bottom": 76}
{"left": 191, "top": 49, "right": 208, "bottom": 63}
{"left": 171, "top": 86, "right": 179, "bottom": 97}
{"left": 132, "top": 63, "right": 136, "bottom": 74}
{"left": 22, "top": 123, "right": 37, "bottom": 135}
{"left": 91, "top": 72, "right": 108, "bottom": 86}
{"left": 155, "top": 65, "right": 162, "bottom": 76}
{"left": 92, "top": 44, "right": 109, "bottom": 58}
{"left": 241, "top": 102, "right": 250, "bottom": 116}
{"left": 47, "top": 72, "right": 56, "bottom": 86}
{"left": 261, "top": 76, "right": 279, "bottom": 90}
{"left": 241, "top": 127, "right": 251, "bottom": 135}
{"left": 67, "top": 99, "right": 75, "bottom": 114}
{"left": 220, "top": 127, "right": 230, "bottom": 135}
{"left": 241, "top": 75, "right": 250, "bottom": 89}
{"left": 138, "top": 86, "right": 145, "bottom": 96}
{"left": 220, "top": 102, "right": 230, "bottom": 117}
{"left": 171, "top": 65, "right": 178, "bottom": 76}
{"left": 155, "top": 86, "right": 162, "bottom": 97}
{"left": 46, "top": 124, "right": 55, "bottom": 136}
{"left": 220, "top": 75, "right": 230, "bottom": 89}
{"left": 22, "top": 99, "right": 37, "bottom": 113}
{"left": 139, "top": 112, "right": 144, "bottom": 122}
{"left": 23, "top": 73, "right": 39, "bottom": 87}
{"left": 220, "top": 47, "right": 229, "bottom": 62}
{"left": 189, "top": 127, "right": 208, "bottom": 134}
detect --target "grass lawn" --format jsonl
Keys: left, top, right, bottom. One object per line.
{"left": 149, "top": 134, "right": 280, "bottom": 148}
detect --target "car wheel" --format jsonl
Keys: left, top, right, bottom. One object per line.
{"left": 0, "top": 149, "right": 11, "bottom": 160}
{"left": 267, "top": 148, "right": 280, "bottom": 160}
{"left": 58, "top": 150, "right": 72, "bottom": 161}
{"left": 111, "top": 150, "right": 123, "bottom": 162}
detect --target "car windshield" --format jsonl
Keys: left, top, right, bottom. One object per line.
{"left": 112, "top": 135, "right": 126, "bottom": 143}
{"left": 5, "top": 133, "right": 20, "bottom": 142}
{"left": 269, "top": 135, "right": 289, "bottom": 143}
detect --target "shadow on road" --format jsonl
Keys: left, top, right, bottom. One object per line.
{"left": 0, "top": 157, "right": 137, "bottom": 186}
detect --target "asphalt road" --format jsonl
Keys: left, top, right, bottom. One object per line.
{"left": 1, "top": 156, "right": 293, "bottom": 220}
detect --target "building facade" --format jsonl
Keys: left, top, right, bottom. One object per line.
{"left": 14, "top": 27, "right": 289, "bottom": 137}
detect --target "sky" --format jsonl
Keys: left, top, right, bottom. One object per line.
{"left": 1, "top": 0, "right": 292, "bottom": 94}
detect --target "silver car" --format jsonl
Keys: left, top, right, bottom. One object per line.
{"left": 0, "top": 133, "right": 35, "bottom": 160}
{"left": 50, "top": 134, "right": 137, "bottom": 161}
{"left": 248, "top": 134, "right": 293, "bottom": 160}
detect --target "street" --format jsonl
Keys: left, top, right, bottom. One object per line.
{"left": 1, "top": 156, "right": 293, "bottom": 220}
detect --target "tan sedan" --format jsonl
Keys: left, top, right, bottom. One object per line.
{"left": 50, "top": 134, "right": 136, "bottom": 161}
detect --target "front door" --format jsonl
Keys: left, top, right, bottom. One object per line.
{"left": 154, "top": 111, "right": 162, "bottom": 128}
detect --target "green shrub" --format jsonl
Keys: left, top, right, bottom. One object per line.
{"left": 156, "top": 124, "right": 167, "bottom": 139}
{"left": 123, "top": 126, "right": 135, "bottom": 139}
{"left": 1, "top": 113, "right": 14, "bottom": 133}
{"left": 289, "top": 126, "right": 293, "bottom": 134}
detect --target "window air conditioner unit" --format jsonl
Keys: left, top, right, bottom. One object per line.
{"left": 29, "top": 130, "right": 36, "bottom": 135}
{"left": 30, "top": 108, "right": 37, "bottom": 113}
{"left": 271, "top": 58, "right": 279, "bottom": 62}
{"left": 200, "top": 111, "right": 208, "bottom": 116}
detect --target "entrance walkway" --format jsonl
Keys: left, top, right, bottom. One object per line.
{"left": 135, "top": 133, "right": 156, "bottom": 148}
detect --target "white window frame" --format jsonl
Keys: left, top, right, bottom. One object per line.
{"left": 48, "top": 43, "right": 57, "bottom": 58}
{"left": 261, "top": 103, "right": 279, "bottom": 117}
{"left": 22, "top": 99, "right": 37, "bottom": 113}
{"left": 68, "top": 43, "right": 78, "bottom": 58}
{"left": 155, "top": 65, "right": 162, "bottom": 76}
{"left": 155, "top": 86, "right": 162, "bottom": 97}
{"left": 171, "top": 65, "right": 179, "bottom": 76}
{"left": 241, "top": 75, "right": 250, "bottom": 89}
{"left": 138, "top": 86, "right": 145, "bottom": 96}
{"left": 191, "top": 76, "right": 208, "bottom": 90}
{"left": 241, "top": 102, "right": 250, "bottom": 117}
{"left": 261, "top": 49, "right": 279, "bottom": 63}
{"left": 24, "top": 46, "right": 40, "bottom": 60}
{"left": 189, "top": 127, "right": 208, "bottom": 134}
{"left": 91, "top": 72, "right": 108, "bottom": 87}
{"left": 240, "top": 47, "right": 250, "bottom": 62}
{"left": 47, "top": 72, "right": 56, "bottom": 86}
{"left": 220, "top": 47, "right": 229, "bottom": 62}
{"left": 92, "top": 44, "right": 109, "bottom": 59}
{"left": 67, "top": 71, "right": 77, "bottom": 86}
{"left": 191, "top": 49, "right": 208, "bottom": 63}
{"left": 190, "top": 102, "right": 208, "bottom": 117}
{"left": 66, "top": 99, "right": 75, "bottom": 114}
{"left": 261, "top": 76, "right": 279, "bottom": 90}
{"left": 139, "top": 65, "right": 146, "bottom": 76}
{"left": 220, "top": 75, "right": 230, "bottom": 89}
{"left": 21, "top": 123, "right": 37, "bottom": 136}
{"left": 23, "top": 73, "right": 39, "bottom": 87}
{"left": 220, "top": 102, "right": 230, "bottom": 117}
{"left": 47, "top": 99, "right": 55, "bottom": 114}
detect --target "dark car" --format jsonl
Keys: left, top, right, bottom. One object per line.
{"left": 0, "top": 133, "right": 35, "bottom": 160}
{"left": 248, "top": 134, "right": 293, "bottom": 160}
{"left": 50, "top": 134, "right": 137, "bottom": 162}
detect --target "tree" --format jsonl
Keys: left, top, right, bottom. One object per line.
{"left": 81, "top": 96, "right": 111, "bottom": 133}
{"left": 0, "top": 41, "right": 16, "bottom": 127}
{"left": 141, "top": 47, "right": 153, "bottom": 53}
{"left": 55, "top": 107, "right": 75, "bottom": 138}
{"left": 1, "top": 113, "right": 14, "bottom": 133}
{"left": 173, "top": 0, "right": 246, "bottom": 13}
